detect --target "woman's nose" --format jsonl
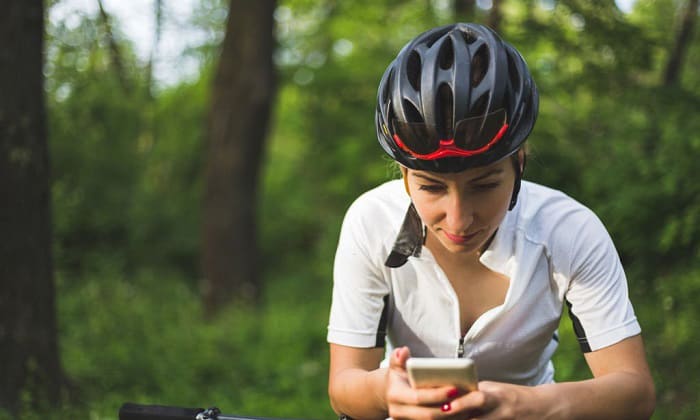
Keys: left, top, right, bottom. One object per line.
{"left": 445, "top": 193, "right": 473, "bottom": 233}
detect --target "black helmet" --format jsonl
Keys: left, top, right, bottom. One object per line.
{"left": 375, "top": 23, "right": 538, "bottom": 173}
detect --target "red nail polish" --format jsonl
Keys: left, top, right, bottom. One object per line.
{"left": 441, "top": 403, "right": 451, "bottom": 412}
{"left": 447, "top": 388, "right": 459, "bottom": 398}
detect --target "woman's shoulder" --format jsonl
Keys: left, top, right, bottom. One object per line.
{"left": 517, "top": 181, "right": 608, "bottom": 247}
{"left": 341, "top": 179, "right": 409, "bottom": 240}
{"left": 337, "top": 179, "right": 410, "bottom": 263}
{"left": 345, "top": 179, "right": 410, "bottom": 220}
{"left": 518, "top": 181, "right": 597, "bottom": 224}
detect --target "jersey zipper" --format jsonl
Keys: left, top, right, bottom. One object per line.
{"left": 457, "top": 337, "right": 465, "bottom": 358}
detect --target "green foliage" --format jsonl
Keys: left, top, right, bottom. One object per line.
{"left": 636, "top": 266, "right": 700, "bottom": 418}
{"left": 126, "top": 78, "right": 209, "bottom": 276}
{"left": 47, "top": 10, "right": 209, "bottom": 280}
{"left": 38, "top": 0, "right": 700, "bottom": 418}
{"left": 13, "top": 268, "right": 332, "bottom": 420}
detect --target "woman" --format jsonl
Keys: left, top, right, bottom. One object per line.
{"left": 326, "top": 23, "right": 655, "bottom": 419}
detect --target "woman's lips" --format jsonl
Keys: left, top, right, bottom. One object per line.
{"left": 443, "top": 230, "right": 480, "bottom": 244}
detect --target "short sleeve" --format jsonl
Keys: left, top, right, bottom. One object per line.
{"left": 562, "top": 209, "right": 641, "bottom": 352}
{"left": 327, "top": 198, "right": 392, "bottom": 348}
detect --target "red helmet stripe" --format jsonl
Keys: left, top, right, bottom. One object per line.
{"left": 393, "top": 123, "right": 509, "bottom": 160}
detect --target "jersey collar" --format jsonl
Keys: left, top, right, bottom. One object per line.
{"left": 385, "top": 203, "right": 425, "bottom": 268}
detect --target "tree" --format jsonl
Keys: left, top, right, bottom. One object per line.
{"left": 663, "top": 0, "right": 698, "bottom": 86}
{"left": 146, "top": 0, "right": 164, "bottom": 96}
{"left": 201, "top": 0, "right": 277, "bottom": 316}
{"left": 487, "top": 0, "right": 504, "bottom": 32}
{"left": 0, "top": 0, "right": 62, "bottom": 413}
{"left": 97, "top": 0, "right": 131, "bottom": 93}
{"left": 455, "top": 0, "right": 477, "bottom": 22}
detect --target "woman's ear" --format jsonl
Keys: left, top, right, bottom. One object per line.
{"left": 400, "top": 167, "right": 410, "bottom": 196}
{"left": 517, "top": 147, "right": 527, "bottom": 174}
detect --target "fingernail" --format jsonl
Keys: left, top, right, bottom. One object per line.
{"left": 394, "top": 348, "right": 401, "bottom": 358}
{"left": 441, "top": 403, "right": 451, "bottom": 412}
{"left": 447, "top": 388, "right": 459, "bottom": 398}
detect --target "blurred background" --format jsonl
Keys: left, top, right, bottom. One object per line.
{"left": 1, "top": 0, "right": 699, "bottom": 418}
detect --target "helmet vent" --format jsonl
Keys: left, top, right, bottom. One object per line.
{"left": 438, "top": 38, "right": 454, "bottom": 70}
{"left": 506, "top": 51, "right": 521, "bottom": 93}
{"left": 471, "top": 93, "right": 489, "bottom": 117}
{"left": 406, "top": 51, "right": 422, "bottom": 92}
{"left": 470, "top": 44, "right": 490, "bottom": 87}
{"left": 425, "top": 29, "right": 449, "bottom": 48}
{"left": 461, "top": 30, "right": 477, "bottom": 45}
{"left": 381, "top": 68, "right": 394, "bottom": 104}
{"left": 436, "top": 83, "right": 454, "bottom": 138}
{"left": 388, "top": 106, "right": 397, "bottom": 125}
{"left": 402, "top": 99, "right": 424, "bottom": 123}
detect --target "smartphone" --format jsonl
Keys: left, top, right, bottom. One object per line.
{"left": 406, "top": 357, "right": 478, "bottom": 391}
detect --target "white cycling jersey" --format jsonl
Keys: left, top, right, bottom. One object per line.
{"left": 327, "top": 179, "right": 641, "bottom": 385}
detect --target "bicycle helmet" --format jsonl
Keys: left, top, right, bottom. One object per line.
{"left": 375, "top": 23, "right": 538, "bottom": 174}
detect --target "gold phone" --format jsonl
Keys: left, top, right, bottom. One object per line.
{"left": 406, "top": 357, "right": 478, "bottom": 391}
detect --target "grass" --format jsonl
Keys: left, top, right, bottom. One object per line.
{"left": 41, "top": 266, "right": 335, "bottom": 420}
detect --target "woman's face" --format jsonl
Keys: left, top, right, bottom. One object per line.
{"left": 402, "top": 155, "right": 519, "bottom": 257}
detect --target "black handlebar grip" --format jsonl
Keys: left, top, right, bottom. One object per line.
{"left": 119, "top": 402, "right": 205, "bottom": 420}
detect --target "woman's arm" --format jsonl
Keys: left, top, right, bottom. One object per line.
{"left": 450, "top": 335, "right": 655, "bottom": 419}
{"left": 559, "top": 334, "right": 655, "bottom": 419}
{"left": 328, "top": 344, "right": 387, "bottom": 419}
{"left": 329, "top": 345, "right": 459, "bottom": 419}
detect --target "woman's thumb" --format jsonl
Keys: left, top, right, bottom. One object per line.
{"left": 390, "top": 346, "right": 411, "bottom": 370}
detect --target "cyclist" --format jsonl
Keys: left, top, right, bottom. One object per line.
{"left": 327, "top": 23, "right": 655, "bottom": 419}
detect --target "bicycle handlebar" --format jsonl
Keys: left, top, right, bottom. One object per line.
{"left": 119, "top": 403, "right": 304, "bottom": 420}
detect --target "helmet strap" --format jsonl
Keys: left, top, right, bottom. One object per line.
{"left": 508, "top": 150, "right": 526, "bottom": 210}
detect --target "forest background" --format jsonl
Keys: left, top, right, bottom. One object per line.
{"left": 1, "top": 0, "right": 699, "bottom": 418}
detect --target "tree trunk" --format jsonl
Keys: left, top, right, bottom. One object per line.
{"left": 487, "top": 0, "right": 505, "bottom": 33}
{"left": 663, "top": 0, "right": 698, "bottom": 86}
{"left": 455, "top": 0, "right": 477, "bottom": 22}
{"left": 0, "top": 0, "right": 62, "bottom": 413}
{"left": 146, "top": 0, "right": 163, "bottom": 97}
{"left": 97, "top": 0, "right": 130, "bottom": 93}
{"left": 201, "top": 0, "right": 277, "bottom": 317}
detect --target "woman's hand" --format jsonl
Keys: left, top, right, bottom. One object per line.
{"left": 446, "top": 380, "right": 544, "bottom": 419}
{"left": 386, "top": 349, "right": 545, "bottom": 420}
{"left": 385, "top": 347, "right": 473, "bottom": 419}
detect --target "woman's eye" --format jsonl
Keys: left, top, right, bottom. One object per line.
{"left": 473, "top": 183, "right": 501, "bottom": 191}
{"left": 418, "top": 184, "right": 445, "bottom": 193}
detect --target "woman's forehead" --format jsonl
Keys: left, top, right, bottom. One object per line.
{"left": 410, "top": 159, "right": 510, "bottom": 182}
